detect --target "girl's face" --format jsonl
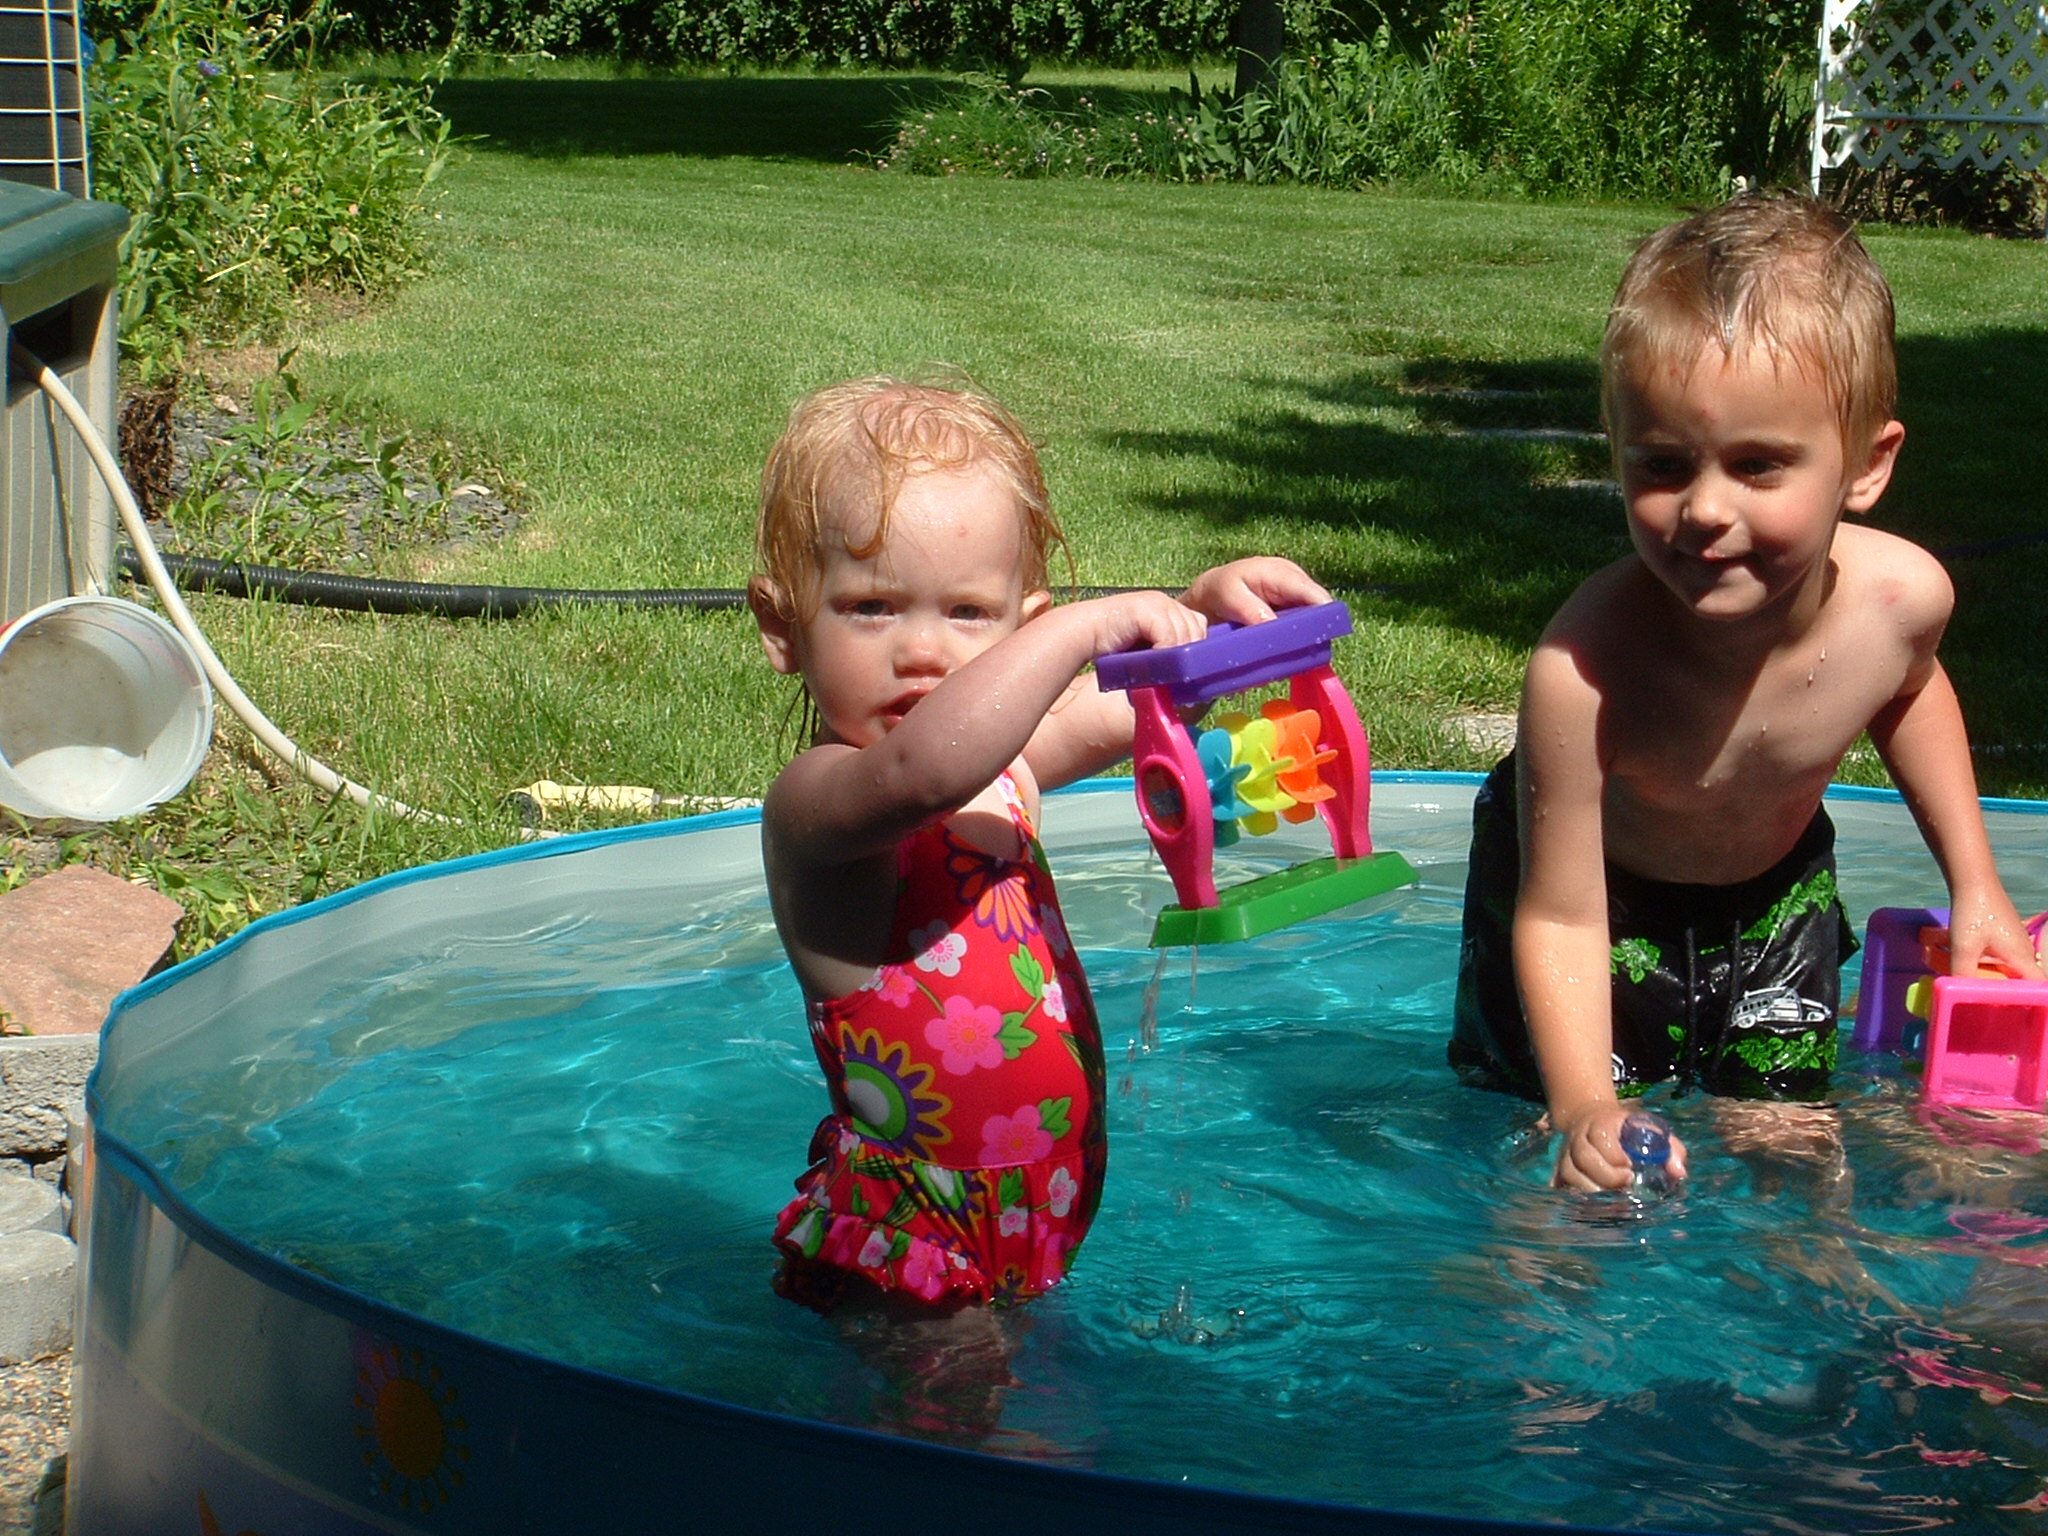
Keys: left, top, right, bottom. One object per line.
{"left": 761, "top": 462, "right": 1049, "bottom": 749}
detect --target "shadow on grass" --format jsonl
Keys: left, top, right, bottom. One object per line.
{"left": 430, "top": 74, "right": 957, "bottom": 160}
{"left": 1891, "top": 327, "right": 2048, "bottom": 793}
{"left": 427, "top": 73, "right": 1209, "bottom": 162}
{"left": 1108, "top": 326, "right": 2048, "bottom": 789}
{"left": 1108, "top": 355, "right": 1620, "bottom": 650}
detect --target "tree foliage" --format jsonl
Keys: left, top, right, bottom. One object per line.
{"left": 84, "top": 0, "right": 455, "bottom": 373}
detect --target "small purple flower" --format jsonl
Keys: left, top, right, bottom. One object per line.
{"left": 197, "top": 59, "right": 221, "bottom": 77}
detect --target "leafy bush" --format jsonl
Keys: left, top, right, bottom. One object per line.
{"left": 86, "top": 0, "right": 456, "bottom": 375}
{"left": 279, "top": 0, "right": 1249, "bottom": 67}
{"left": 1830, "top": 158, "right": 2048, "bottom": 234}
{"left": 878, "top": 77, "right": 1198, "bottom": 176}
{"left": 881, "top": 1, "right": 1818, "bottom": 199}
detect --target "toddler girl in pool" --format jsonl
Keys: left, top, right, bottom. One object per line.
{"left": 748, "top": 376, "right": 1325, "bottom": 1314}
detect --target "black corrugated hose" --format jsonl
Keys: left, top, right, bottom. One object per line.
{"left": 118, "top": 549, "right": 1175, "bottom": 618}
{"left": 119, "top": 548, "right": 750, "bottom": 617}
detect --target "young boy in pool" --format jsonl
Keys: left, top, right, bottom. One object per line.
{"left": 749, "top": 375, "right": 1326, "bottom": 1311}
{"left": 1449, "top": 190, "right": 2041, "bottom": 1192}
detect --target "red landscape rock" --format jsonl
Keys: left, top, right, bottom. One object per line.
{"left": 0, "top": 866, "right": 182, "bottom": 1036}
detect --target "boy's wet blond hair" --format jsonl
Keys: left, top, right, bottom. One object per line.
{"left": 753, "top": 376, "right": 1066, "bottom": 619}
{"left": 1601, "top": 189, "right": 1897, "bottom": 456}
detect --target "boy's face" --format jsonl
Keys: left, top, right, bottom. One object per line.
{"left": 1610, "top": 343, "right": 1902, "bottom": 626}
{"left": 754, "top": 462, "right": 1050, "bottom": 750}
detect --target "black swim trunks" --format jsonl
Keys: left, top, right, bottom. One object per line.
{"left": 1449, "top": 753, "right": 1856, "bottom": 1102}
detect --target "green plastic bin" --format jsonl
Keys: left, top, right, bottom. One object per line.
{"left": 0, "top": 178, "right": 128, "bottom": 625}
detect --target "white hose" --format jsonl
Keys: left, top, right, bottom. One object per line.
{"left": 14, "top": 341, "right": 448, "bottom": 825}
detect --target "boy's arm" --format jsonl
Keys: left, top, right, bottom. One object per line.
{"left": 768, "top": 591, "right": 1207, "bottom": 869}
{"left": 1513, "top": 640, "right": 1689, "bottom": 1190}
{"left": 1024, "top": 559, "right": 1333, "bottom": 791}
{"left": 1869, "top": 659, "right": 2043, "bottom": 979}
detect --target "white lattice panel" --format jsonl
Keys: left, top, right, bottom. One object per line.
{"left": 1812, "top": 0, "right": 2048, "bottom": 181}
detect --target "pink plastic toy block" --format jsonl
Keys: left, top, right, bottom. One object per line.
{"left": 1922, "top": 974, "right": 2048, "bottom": 1112}
{"left": 1852, "top": 906, "right": 1947, "bottom": 1054}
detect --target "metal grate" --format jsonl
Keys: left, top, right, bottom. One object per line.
{"left": 1812, "top": 0, "right": 2048, "bottom": 187}
{"left": 0, "top": 1, "right": 86, "bottom": 199}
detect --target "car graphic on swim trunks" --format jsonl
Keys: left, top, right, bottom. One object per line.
{"left": 1730, "top": 985, "right": 1833, "bottom": 1032}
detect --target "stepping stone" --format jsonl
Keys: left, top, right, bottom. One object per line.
{"left": 1446, "top": 712, "right": 1518, "bottom": 756}
{"left": 1453, "top": 426, "right": 1606, "bottom": 443}
{"left": 0, "top": 1228, "right": 74, "bottom": 1361}
{"left": 0, "top": 865, "right": 183, "bottom": 1036}
{"left": 0, "top": 1172, "right": 61, "bottom": 1237}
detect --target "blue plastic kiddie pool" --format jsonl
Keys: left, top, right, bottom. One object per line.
{"left": 69, "top": 776, "right": 2048, "bottom": 1534}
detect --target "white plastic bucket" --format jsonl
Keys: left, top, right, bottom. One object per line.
{"left": 0, "top": 596, "right": 214, "bottom": 821}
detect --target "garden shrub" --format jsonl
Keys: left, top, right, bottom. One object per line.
{"left": 85, "top": 0, "right": 456, "bottom": 375}
{"left": 291, "top": 0, "right": 1253, "bottom": 67}
{"left": 1829, "top": 158, "right": 2048, "bottom": 235}
{"left": 879, "top": 78, "right": 1195, "bottom": 176}
{"left": 881, "top": 0, "right": 1819, "bottom": 200}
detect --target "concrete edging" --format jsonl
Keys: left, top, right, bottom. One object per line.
{"left": 1, "top": 1036, "right": 94, "bottom": 1364}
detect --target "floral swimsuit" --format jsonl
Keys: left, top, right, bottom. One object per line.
{"left": 773, "top": 773, "right": 1107, "bottom": 1310}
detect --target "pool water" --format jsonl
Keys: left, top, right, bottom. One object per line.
{"left": 103, "top": 784, "right": 2048, "bottom": 1533}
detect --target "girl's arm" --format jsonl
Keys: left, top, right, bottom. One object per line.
{"left": 1024, "top": 558, "right": 1334, "bottom": 791}
{"left": 1513, "top": 639, "right": 1689, "bottom": 1190}
{"left": 1869, "top": 660, "right": 2042, "bottom": 979}
{"left": 766, "top": 590, "right": 1207, "bottom": 871}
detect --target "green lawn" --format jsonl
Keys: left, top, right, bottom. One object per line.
{"left": 90, "top": 68, "right": 2048, "bottom": 947}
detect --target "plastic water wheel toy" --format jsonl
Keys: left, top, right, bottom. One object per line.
{"left": 1096, "top": 601, "right": 1416, "bottom": 947}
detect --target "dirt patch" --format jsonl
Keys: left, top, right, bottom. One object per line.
{"left": 118, "top": 359, "right": 522, "bottom": 566}
{"left": 0, "top": 1351, "right": 67, "bottom": 1536}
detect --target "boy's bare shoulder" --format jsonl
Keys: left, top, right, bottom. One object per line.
{"left": 1830, "top": 523, "right": 1954, "bottom": 633}
{"left": 1535, "top": 555, "right": 1656, "bottom": 650}
{"left": 1518, "top": 559, "right": 1648, "bottom": 735}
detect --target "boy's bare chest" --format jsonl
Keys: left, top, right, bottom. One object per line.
{"left": 1597, "top": 628, "right": 1901, "bottom": 876}
{"left": 1613, "top": 655, "right": 1870, "bottom": 784}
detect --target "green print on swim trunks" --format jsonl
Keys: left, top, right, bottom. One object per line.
{"left": 1613, "top": 937, "right": 1661, "bottom": 984}
{"left": 1610, "top": 870, "right": 1838, "bottom": 994}
{"left": 1742, "top": 869, "right": 1838, "bottom": 944}
{"left": 1729, "top": 1026, "right": 1836, "bottom": 1078}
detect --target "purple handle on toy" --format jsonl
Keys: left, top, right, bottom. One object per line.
{"left": 1096, "top": 603, "right": 1354, "bottom": 709}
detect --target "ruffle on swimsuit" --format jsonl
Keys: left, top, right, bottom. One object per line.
{"left": 772, "top": 774, "right": 1107, "bottom": 1311}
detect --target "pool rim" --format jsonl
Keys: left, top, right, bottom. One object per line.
{"left": 99, "top": 771, "right": 2048, "bottom": 1021}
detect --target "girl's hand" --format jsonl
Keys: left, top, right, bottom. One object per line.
{"left": 1181, "top": 558, "right": 1331, "bottom": 626}
{"left": 1948, "top": 886, "right": 2046, "bottom": 979}
{"left": 1550, "top": 1102, "right": 1690, "bottom": 1192}
{"left": 1065, "top": 588, "right": 1209, "bottom": 659}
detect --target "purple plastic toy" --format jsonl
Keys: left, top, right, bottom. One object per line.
{"left": 1097, "top": 602, "right": 1415, "bottom": 946}
{"left": 1852, "top": 906, "right": 1949, "bottom": 1054}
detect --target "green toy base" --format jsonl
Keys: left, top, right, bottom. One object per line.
{"left": 1150, "top": 850, "right": 1418, "bottom": 947}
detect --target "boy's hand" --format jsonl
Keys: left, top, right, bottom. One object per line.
{"left": 1181, "top": 558, "right": 1331, "bottom": 626}
{"left": 1948, "top": 887, "right": 2045, "bottom": 980}
{"left": 1551, "top": 1102, "right": 1690, "bottom": 1192}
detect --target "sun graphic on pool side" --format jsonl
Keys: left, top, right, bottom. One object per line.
{"left": 352, "top": 1341, "right": 470, "bottom": 1512}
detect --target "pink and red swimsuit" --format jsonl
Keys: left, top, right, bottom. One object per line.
{"left": 772, "top": 774, "right": 1107, "bottom": 1310}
